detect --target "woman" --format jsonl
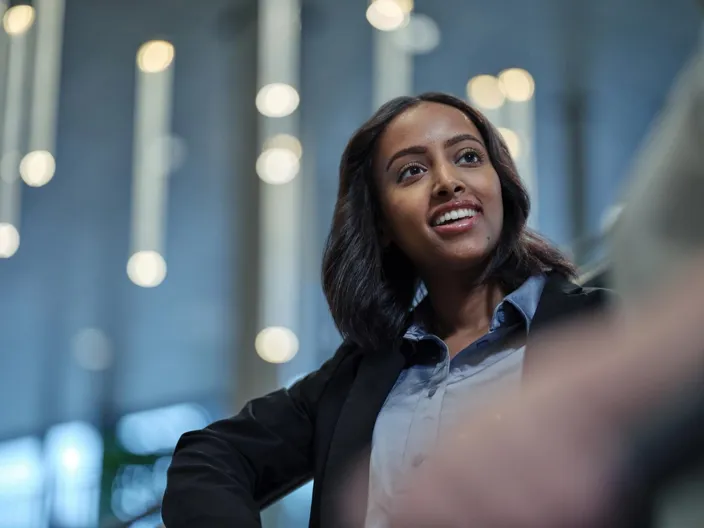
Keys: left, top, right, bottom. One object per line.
{"left": 162, "top": 92, "right": 610, "bottom": 527}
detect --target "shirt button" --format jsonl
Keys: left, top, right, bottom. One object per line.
{"left": 412, "top": 455, "right": 425, "bottom": 468}
{"left": 428, "top": 387, "right": 437, "bottom": 398}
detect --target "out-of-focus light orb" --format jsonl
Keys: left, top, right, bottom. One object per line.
{"left": 392, "top": 13, "right": 440, "bottom": 54}
{"left": 72, "top": 328, "right": 113, "bottom": 372}
{"left": 263, "top": 134, "right": 303, "bottom": 160}
{"left": 20, "top": 150, "right": 55, "bottom": 187}
{"left": 395, "top": 0, "right": 414, "bottom": 13}
{"left": 256, "top": 148, "right": 300, "bottom": 185}
{"left": 60, "top": 447, "right": 81, "bottom": 473}
{"left": 498, "top": 127, "right": 522, "bottom": 160}
{"left": 498, "top": 68, "right": 535, "bottom": 102}
{"left": 117, "top": 404, "right": 210, "bottom": 456}
{"left": 255, "top": 326, "right": 299, "bottom": 364}
{"left": 366, "top": 0, "right": 407, "bottom": 32}
{"left": 3, "top": 5, "right": 35, "bottom": 35}
{"left": 467, "top": 75, "right": 505, "bottom": 109}
{"left": 0, "top": 223, "right": 20, "bottom": 258}
{"left": 256, "top": 83, "right": 300, "bottom": 118}
{"left": 127, "top": 250, "right": 167, "bottom": 288}
{"left": 137, "top": 40, "right": 175, "bottom": 73}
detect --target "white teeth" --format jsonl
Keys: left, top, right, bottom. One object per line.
{"left": 433, "top": 208, "right": 477, "bottom": 226}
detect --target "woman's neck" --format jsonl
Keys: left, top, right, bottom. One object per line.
{"left": 423, "top": 273, "right": 506, "bottom": 340}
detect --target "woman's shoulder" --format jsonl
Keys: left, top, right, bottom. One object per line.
{"left": 580, "top": 285, "right": 619, "bottom": 311}
{"left": 545, "top": 270, "right": 617, "bottom": 303}
{"left": 291, "top": 339, "right": 364, "bottom": 399}
{"left": 573, "top": 271, "right": 620, "bottom": 309}
{"left": 533, "top": 272, "right": 617, "bottom": 330}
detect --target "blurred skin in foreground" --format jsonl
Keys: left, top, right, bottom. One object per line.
{"left": 343, "top": 256, "right": 704, "bottom": 528}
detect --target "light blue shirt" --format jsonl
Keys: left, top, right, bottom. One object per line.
{"left": 365, "top": 275, "right": 547, "bottom": 527}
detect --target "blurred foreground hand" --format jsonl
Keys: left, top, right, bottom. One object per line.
{"left": 346, "top": 258, "right": 704, "bottom": 528}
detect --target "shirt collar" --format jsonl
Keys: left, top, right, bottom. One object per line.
{"left": 404, "top": 274, "right": 547, "bottom": 341}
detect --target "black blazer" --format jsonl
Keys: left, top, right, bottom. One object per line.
{"left": 162, "top": 275, "right": 611, "bottom": 527}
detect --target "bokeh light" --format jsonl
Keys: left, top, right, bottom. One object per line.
{"left": 498, "top": 68, "right": 535, "bottom": 102}
{"left": 467, "top": 75, "right": 505, "bottom": 109}
{"left": 255, "top": 326, "right": 299, "bottom": 363}
{"left": 498, "top": 127, "right": 522, "bottom": 159}
{"left": 263, "top": 134, "right": 303, "bottom": 159}
{"left": 2, "top": 5, "right": 35, "bottom": 36}
{"left": 0, "top": 223, "right": 20, "bottom": 258}
{"left": 137, "top": 40, "right": 175, "bottom": 73}
{"left": 393, "top": 13, "right": 440, "bottom": 54}
{"left": 127, "top": 251, "right": 167, "bottom": 288}
{"left": 20, "top": 150, "right": 56, "bottom": 187}
{"left": 366, "top": 0, "right": 407, "bottom": 32}
{"left": 256, "top": 83, "right": 300, "bottom": 118}
{"left": 256, "top": 148, "right": 300, "bottom": 185}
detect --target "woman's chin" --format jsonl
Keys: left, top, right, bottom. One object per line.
{"left": 431, "top": 247, "right": 492, "bottom": 272}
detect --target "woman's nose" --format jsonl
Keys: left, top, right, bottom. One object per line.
{"left": 432, "top": 166, "right": 466, "bottom": 198}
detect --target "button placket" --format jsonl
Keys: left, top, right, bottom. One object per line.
{"left": 405, "top": 361, "right": 448, "bottom": 472}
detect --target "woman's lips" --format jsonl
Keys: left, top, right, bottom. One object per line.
{"left": 431, "top": 214, "right": 480, "bottom": 236}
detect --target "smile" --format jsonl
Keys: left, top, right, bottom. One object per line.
{"left": 432, "top": 208, "right": 479, "bottom": 227}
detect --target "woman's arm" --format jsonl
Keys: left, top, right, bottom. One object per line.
{"left": 162, "top": 346, "right": 350, "bottom": 527}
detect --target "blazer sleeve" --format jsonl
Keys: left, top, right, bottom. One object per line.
{"left": 161, "top": 345, "right": 352, "bottom": 528}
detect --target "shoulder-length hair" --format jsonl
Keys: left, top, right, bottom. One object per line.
{"left": 322, "top": 92, "right": 576, "bottom": 351}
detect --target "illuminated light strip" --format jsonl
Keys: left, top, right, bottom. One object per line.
{"left": 0, "top": 9, "right": 34, "bottom": 257}
{"left": 22, "top": 0, "right": 65, "bottom": 187}
{"left": 128, "top": 41, "right": 175, "bottom": 287}
{"left": 256, "top": 0, "right": 303, "bottom": 372}
{"left": 372, "top": 9, "right": 413, "bottom": 109}
{"left": 500, "top": 72, "right": 538, "bottom": 229}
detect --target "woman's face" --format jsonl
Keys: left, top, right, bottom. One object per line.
{"left": 374, "top": 102, "right": 503, "bottom": 275}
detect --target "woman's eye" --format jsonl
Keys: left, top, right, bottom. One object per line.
{"left": 457, "top": 150, "right": 482, "bottom": 165}
{"left": 398, "top": 164, "right": 425, "bottom": 181}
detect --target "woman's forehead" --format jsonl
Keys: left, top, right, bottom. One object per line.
{"left": 378, "top": 102, "right": 482, "bottom": 153}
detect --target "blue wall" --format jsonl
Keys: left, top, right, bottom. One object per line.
{"left": 0, "top": 0, "right": 700, "bottom": 441}
{"left": 0, "top": 0, "right": 246, "bottom": 438}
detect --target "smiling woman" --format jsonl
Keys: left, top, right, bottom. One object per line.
{"left": 163, "top": 92, "right": 608, "bottom": 528}
{"left": 322, "top": 93, "right": 576, "bottom": 353}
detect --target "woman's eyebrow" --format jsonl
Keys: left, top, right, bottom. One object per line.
{"left": 385, "top": 133, "right": 485, "bottom": 172}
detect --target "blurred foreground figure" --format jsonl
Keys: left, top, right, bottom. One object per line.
{"left": 611, "top": 32, "right": 704, "bottom": 302}
{"left": 380, "top": 29, "right": 704, "bottom": 528}
{"left": 610, "top": 23, "right": 704, "bottom": 528}
{"left": 375, "top": 262, "right": 704, "bottom": 528}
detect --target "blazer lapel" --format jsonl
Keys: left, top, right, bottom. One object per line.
{"left": 319, "top": 345, "right": 406, "bottom": 527}
{"left": 531, "top": 273, "right": 583, "bottom": 330}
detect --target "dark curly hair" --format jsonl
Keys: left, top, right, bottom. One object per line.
{"left": 322, "top": 92, "right": 576, "bottom": 351}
